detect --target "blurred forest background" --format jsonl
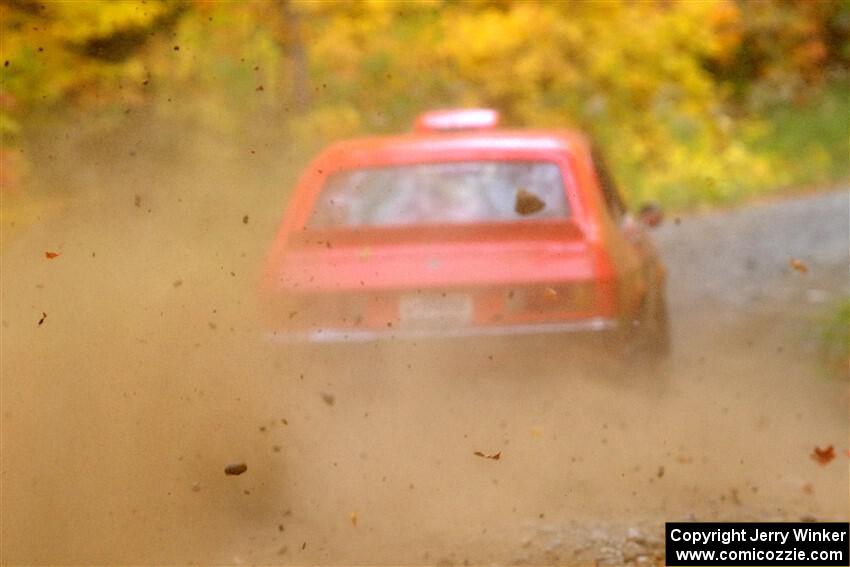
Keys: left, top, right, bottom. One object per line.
{"left": 0, "top": 0, "right": 848, "bottom": 218}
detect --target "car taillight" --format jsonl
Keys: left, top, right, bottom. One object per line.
{"left": 505, "top": 283, "right": 597, "bottom": 313}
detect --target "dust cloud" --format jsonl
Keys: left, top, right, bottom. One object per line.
{"left": 2, "top": 116, "right": 848, "bottom": 565}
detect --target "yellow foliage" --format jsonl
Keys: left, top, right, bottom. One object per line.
{"left": 0, "top": 0, "right": 846, "bottom": 207}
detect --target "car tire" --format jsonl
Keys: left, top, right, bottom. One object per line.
{"left": 605, "top": 285, "right": 671, "bottom": 388}
{"left": 640, "top": 287, "right": 671, "bottom": 362}
{"left": 632, "top": 286, "right": 672, "bottom": 385}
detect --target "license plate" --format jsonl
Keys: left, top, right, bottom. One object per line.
{"left": 399, "top": 293, "right": 473, "bottom": 326}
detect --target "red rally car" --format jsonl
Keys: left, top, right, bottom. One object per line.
{"left": 261, "top": 109, "right": 669, "bottom": 360}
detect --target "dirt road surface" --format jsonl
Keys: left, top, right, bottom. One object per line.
{"left": 2, "top": 188, "right": 847, "bottom": 565}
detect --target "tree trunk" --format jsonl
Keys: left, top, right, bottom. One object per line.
{"left": 281, "top": 0, "right": 310, "bottom": 113}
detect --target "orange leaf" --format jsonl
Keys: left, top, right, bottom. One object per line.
{"left": 45, "top": 251, "right": 60, "bottom": 259}
{"left": 811, "top": 445, "right": 835, "bottom": 465}
{"left": 789, "top": 258, "right": 808, "bottom": 273}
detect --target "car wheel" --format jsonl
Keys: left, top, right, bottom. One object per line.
{"left": 632, "top": 287, "right": 671, "bottom": 384}
{"left": 641, "top": 288, "right": 671, "bottom": 361}
{"left": 608, "top": 286, "right": 671, "bottom": 387}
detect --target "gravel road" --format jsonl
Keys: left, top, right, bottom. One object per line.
{"left": 660, "top": 189, "right": 848, "bottom": 310}
{"left": 1, "top": 189, "right": 847, "bottom": 565}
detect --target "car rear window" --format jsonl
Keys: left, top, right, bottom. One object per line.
{"left": 308, "top": 161, "right": 570, "bottom": 228}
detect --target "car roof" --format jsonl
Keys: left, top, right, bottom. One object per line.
{"left": 318, "top": 128, "right": 589, "bottom": 168}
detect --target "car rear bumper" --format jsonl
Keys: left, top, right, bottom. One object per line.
{"left": 265, "top": 317, "right": 618, "bottom": 344}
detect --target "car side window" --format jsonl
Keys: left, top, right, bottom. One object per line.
{"left": 591, "top": 145, "right": 628, "bottom": 222}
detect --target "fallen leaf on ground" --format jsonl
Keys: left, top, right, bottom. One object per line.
{"left": 474, "top": 451, "right": 501, "bottom": 460}
{"left": 789, "top": 258, "right": 808, "bottom": 273}
{"left": 514, "top": 188, "right": 545, "bottom": 215}
{"left": 45, "top": 251, "right": 60, "bottom": 259}
{"left": 224, "top": 462, "right": 248, "bottom": 476}
{"left": 811, "top": 445, "right": 835, "bottom": 465}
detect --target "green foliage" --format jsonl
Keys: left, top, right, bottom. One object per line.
{"left": 820, "top": 299, "right": 850, "bottom": 380}
{"left": 0, "top": 0, "right": 847, "bottom": 208}
{"left": 747, "top": 82, "right": 850, "bottom": 189}
{"left": 0, "top": 1, "right": 178, "bottom": 110}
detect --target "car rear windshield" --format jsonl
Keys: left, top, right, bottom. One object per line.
{"left": 308, "top": 161, "right": 570, "bottom": 228}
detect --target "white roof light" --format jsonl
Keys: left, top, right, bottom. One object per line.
{"left": 415, "top": 108, "right": 501, "bottom": 132}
